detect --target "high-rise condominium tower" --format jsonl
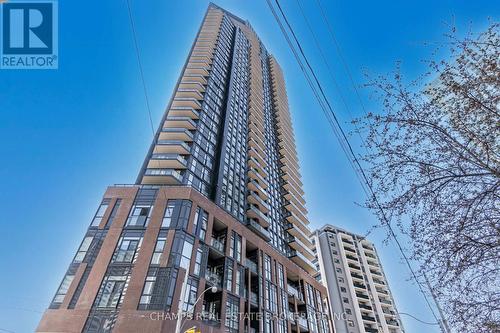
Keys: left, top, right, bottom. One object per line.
{"left": 37, "top": 4, "right": 331, "bottom": 333}
{"left": 314, "top": 225, "right": 404, "bottom": 333}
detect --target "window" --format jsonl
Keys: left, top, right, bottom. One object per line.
{"left": 96, "top": 268, "right": 131, "bottom": 308}
{"left": 162, "top": 199, "right": 192, "bottom": 229}
{"left": 341, "top": 287, "right": 347, "bottom": 293}
{"left": 139, "top": 275, "right": 156, "bottom": 306}
{"left": 182, "top": 277, "right": 198, "bottom": 313}
{"left": 91, "top": 201, "right": 109, "bottom": 227}
{"left": 277, "top": 319, "right": 286, "bottom": 333}
{"left": 126, "top": 204, "right": 153, "bottom": 227}
{"left": 193, "top": 247, "right": 204, "bottom": 276}
{"left": 105, "top": 199, "right": 121, "bottom": 228}
{"left": 277, "top": 263, "right": 284, "bottom": 288}
{"left": 53, "top": 274, "right": 74, "bottom": 303}
{"left": 346, "top": 308, "right": 352, "bottom": 315}
{"left": 226, "top": 259, "right": 233, "bottom": 291}
{"left": 74, "top": 236, "right": 93, "bottom": 262}
{"left": 138, "top": 267, "right": 178, "bottom": 311}
{"left": 225, "top": 295, "right": 239, "bottom": 332}
{"left": 193, "top": 206, "right": 208, "bottom": 240}
{"left": 348, "top": 320, "right": 355, "bottom": 327}
{"left": 343, "top": 297, "right": 349, "bottom": 304}
{"left": 168, "top": 231, "right": 194, "bottom": 270}
{"left": 264, "top": 254, "right": 271, "bottom": 281}
{"left": 151, "top": 231, "right": 167, "bottom": 265}
{"left": 229, "top": 231, "right": 241, "bottom": 262}
{"left": 113, "top": 232, "right": 143, "bottom": 263}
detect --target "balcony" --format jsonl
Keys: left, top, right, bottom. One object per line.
{"left": 286, "top": 284, "right": 303, "bottom": 301}
{"left": 286, "top": 223, "right": 312, "bottom": 247}
{"left": 142, "top": 169, "right": 183, "bottom": 185}
{"left": 246, "top": 205, "right": 270, "bottom": 228}
{"left": 373, "top": 278, "right": 386, "bottom": 286}
{"left": 181, "top": 73, "right": 207, "bottom": 85}
{"left": 344, "top": 246, "right": 356, "bottom": 254}
{"left": 351, "top": 272, "right": 364, "bottom": 281}
{"left": 346, "top": 254, "right": 358, "bottom": 261}
{"left": 175, "top": 89, "right": 204, "bottom": 100}
{"left": 154, "top": 140, "right": 190, "bottom": 154}
{"left": 296, "top": 316, "right": 308, "bottom": 330}
{"left": 246, "top": 219, "right": 270, "bottom": 241}
{"left": 284, "top": 201, "right": 308, "bottom": 225}
{"left": 387, "top": 319, "right": 399, "bottom": 327}
{"left": 376, "top": 288, "right": 389, "bottom": 295}
{"left": 159, "top": 128, "right": 194, "bottom": 142}
{"left": 370, "top": 270, "right": 383, "bottom": 277}
{"left": 164, "top": 116, "right": 197, "bottom": 130}
{"left": 244, "top": 258, "right": 258, "bottom": 274}
{"left": 356, "top": 293, "right": 369, "bottom": 300}
{"left": 353, "top": 282, "right": 366, "bottom": 290}
{"left": 379, "top": 298, "right": 392, "bottom": 306}
{"left": 205, "top": 270, "right": 222, "bottom": 288}
{"left": 362, "top": 315, "right": 376, "bottom": 322}
{"left": 148, "top": 154, "right": 187, "bottom": 169}
{"left": 247, "top": 168, "right": 268, "bottom": 189}
{"left": 172, "top": 97, "right": 202, "bottom": 110}
{"left": 210, "top": 238, "right": 225, "bottom": 254}
{"left": 248, "top": 291, "right": 258, "bottom": 306}
{"left": 287, "top": 235, "right": 315, "bottom": 261}
{"left": 168, "top": 106, "right": 200, "bottom": 119}
{"left": 247, "top": 191, "right": 270, "bottom": 214}
{"left": 184, "top": 66, "right": 209, "bottom": 77}
{"left": 248, "top": 156, "right": 267, "bottom": 176}
{"left": 348, "top": 263, "right": 362, "bottom": 272}
{"left": 364, "top": 326, "right": 378, "bottom": 333}
{"left": 247, "top": 179, "right": 268, "bottom": 201}
{"left": 289, "top": 250, "right": 316, "bottom": 273}
{"left": 179, "top": 81, "right": 206, "bottom": 92}
{"left": 358, "top": 303, "right": 372, "bottom": 311}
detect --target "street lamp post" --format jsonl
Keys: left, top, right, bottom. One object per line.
{"left": 174, "top": 283, "right": 218, "bottom": 333}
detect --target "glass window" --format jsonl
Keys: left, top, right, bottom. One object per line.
{"left": 264, "top": 254, "right": 272, "bottom": 281}
{"left": 53, "top": 274, "right": 74, "bottom": 303}
{"left": 226, "top": 259, "right": 233, "bottom": 291}
{"left": 151, "top": 231, "right": 167, "bottom": 265}
{"left": 229, "top": 232, "right": 241, "bottom": 262}
{"left": 225, "top": 295, "right": 239, "bottom": 332}
{"left": 168, "top": 231, "right": 194, "bottom": 270}
{"left": 74, "top": 236, "right": 93, "bottom": 263}
{"left": 113, "top": 232, "right": 143, "bottom": 263}
{"left": 193, "top": 206, "right": 208, "bottom": 240}
{"left": 105, "top": 199, "right": 121, "bottom": 228}
{"left": 91, "top": 202, "right": 109, "bottom": 227}
{"left": 126, "top": 204, "right": 153, "bottom": 227}
{"left": 162, "top": 199, "right": 192, "bottom": 229}
{"left": 182, "top": 277, "right": 199, "bottom": 313}
{"left": 193, "top": 247, "right": 204, "bottom": 276}
{"left": 97, "top": 273, "right": 129, "bottom": 308}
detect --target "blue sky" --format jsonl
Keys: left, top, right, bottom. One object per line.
{"left": 0, "top": 0, "right": 497, "bottom": 332}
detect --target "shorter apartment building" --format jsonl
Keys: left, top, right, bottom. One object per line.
{"left": 313, "top": 225, "right": 404, "bottom": 333}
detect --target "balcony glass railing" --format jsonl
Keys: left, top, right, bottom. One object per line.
{"left": 245, "top": 259, "right": 258, "bottom": 273}
{"left": 210, "top": 238, "right": 225, "bottom": 253}
{"left": 205, "top": 270, "right": 222, "bottom": 288}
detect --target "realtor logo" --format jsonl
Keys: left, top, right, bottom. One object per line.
{"left": 1, "top": 0, "right": 58, "bottom": 69}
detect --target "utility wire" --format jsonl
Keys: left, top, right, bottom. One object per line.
{"left": 125, "top": 0, "right": 156, "bottom": 136}
{"left": 399, "top": 312, "right": 440, "bottom": 326}
{"left": 267, "top": 0, "right": 441, "bottom": 325}
{"left": 314, "top": 0, "right": 370, "bottom": 116}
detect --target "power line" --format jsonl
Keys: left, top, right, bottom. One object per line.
{"left": 399, "top": 312, "right": 440, "bottom": 326}
{"left": 125, "top": 0, "right": 156, "bottom": 136}
{"left": 267, "top": 0, "right": 441, "bottom": 325}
